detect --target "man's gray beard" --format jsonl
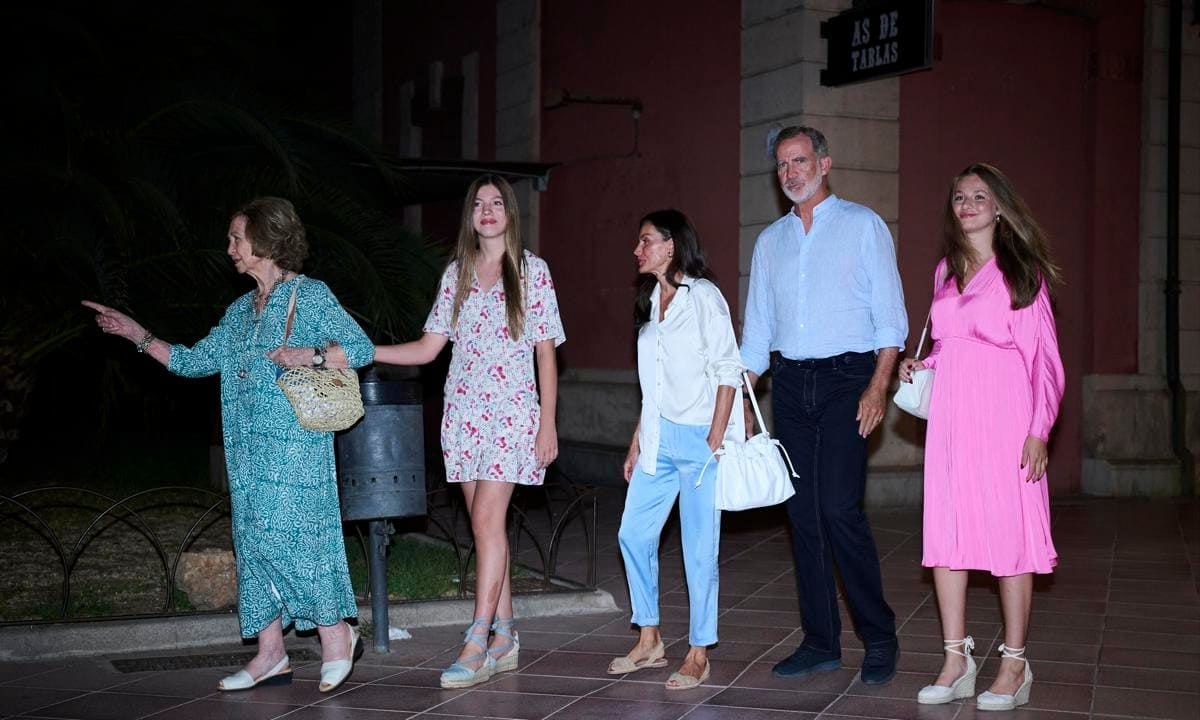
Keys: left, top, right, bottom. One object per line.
{"left": 782, "top": 174, "right": 822, "bottom": 206}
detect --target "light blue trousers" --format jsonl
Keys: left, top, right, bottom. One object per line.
{"left": 618, "top": 418, "right": 721, "bottom": 647}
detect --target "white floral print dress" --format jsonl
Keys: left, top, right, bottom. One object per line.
{"left": 424, "top": 250, "right": 565, "bottom": 486}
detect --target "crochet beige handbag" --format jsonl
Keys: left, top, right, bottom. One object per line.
{"left": 275, "top": 279, "right": 364, "bottom": 432}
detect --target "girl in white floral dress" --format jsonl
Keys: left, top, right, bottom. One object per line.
{"left": 374, "top": 175, "right": 564, "bottom": 688}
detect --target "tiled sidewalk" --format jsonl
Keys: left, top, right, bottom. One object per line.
{"left": 0, "top": 494, "right": 1196, "bottom": 719}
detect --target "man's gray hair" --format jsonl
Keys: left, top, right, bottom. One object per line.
{"left": 769, "top": 125, "right": 830, "bottom": 159}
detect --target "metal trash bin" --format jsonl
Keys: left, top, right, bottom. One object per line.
{"left": 336, "top": 373, "right": 426, "bottom": 522}
{"left": 335, "top": 370, "right": 426, "bottom": 653}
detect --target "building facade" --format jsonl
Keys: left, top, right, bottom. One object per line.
{"left": 355, "top": 0, "right": 1200, "bottom": 502}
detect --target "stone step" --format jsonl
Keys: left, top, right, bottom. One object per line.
{"left": 1081, "top": 458, "right": 1182, "bottom": 497}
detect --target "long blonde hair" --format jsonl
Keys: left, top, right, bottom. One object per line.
{"left": 941, "top": 163, "right": 1061, "bottom": 309}
{"left": 449, "top": 175, "right": 527, "bottom": 339}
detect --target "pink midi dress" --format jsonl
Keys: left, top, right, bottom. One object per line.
{"left": 920, "top": 257, "right": 1064, "bottom": 576}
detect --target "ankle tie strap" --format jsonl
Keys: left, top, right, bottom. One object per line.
{"left": 464, "top": 618, "right": 492, "bottom": 642}
{"left": 491, "top": 617, "right": 516, "bottom": 638}
{"left": 943, "top": 636, "right": 975, "bottom": 656}
{"left": 998, "top": 643, "right": 1026, "bottom": 659}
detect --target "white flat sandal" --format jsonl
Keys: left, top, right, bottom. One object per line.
{"left": 218, "top": 654, "right": 291, "bottom": 691}
{"left": 319, "top": 624, "right": 362, "bottom": 693}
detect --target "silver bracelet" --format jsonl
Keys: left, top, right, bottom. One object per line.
{"left": 135, "top": 331, "right": 155, "bottom": 353}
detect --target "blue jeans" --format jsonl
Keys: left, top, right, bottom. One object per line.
{"left": 618, "top": 418, "right": 721, "bottom": 647}
{"left": 773, "top": 352, "right": 897, "bottom": 655}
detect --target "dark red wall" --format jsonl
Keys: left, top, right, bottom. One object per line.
{"left": 899, "top": 1, "right": 1142, "bottom": 494}
{"left": 1086, "top": 2, "right": 1144, "bottom": 375}
{"left": 538, "top": 0, "right": 741, "bottom": 370}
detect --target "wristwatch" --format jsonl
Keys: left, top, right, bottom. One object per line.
{"left": 311, "top": 346, "right": 326, "bottom": 368}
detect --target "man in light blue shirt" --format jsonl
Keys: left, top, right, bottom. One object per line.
{"left": 742, "top": 126, "right": 906, "bottom": 685}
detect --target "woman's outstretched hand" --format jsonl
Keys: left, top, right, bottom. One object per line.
{"left": 81, "top": 301, "right": 145, "bottom": 343}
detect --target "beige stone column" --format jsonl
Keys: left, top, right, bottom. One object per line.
{"left": 740, "top": 0, "right": 917, "bottom": 506}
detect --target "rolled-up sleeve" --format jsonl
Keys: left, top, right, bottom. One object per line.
{"left": 740, "top": 239, "right": 774, "bottom": 375}
{"left": 865, "top": 216, "right": 908, "bottom": 351}
{"left": 695, "top": 284, "right": 744, "bottom": 388}
{"left": 168, "top": 305, "right": 236, "bottom": 378}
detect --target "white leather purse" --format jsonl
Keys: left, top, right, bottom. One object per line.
{"left": 893, "top": 309, "right": 934, "bottom": 419}
{"left": 698, "top": 373, "right": 797, "bottom": 512}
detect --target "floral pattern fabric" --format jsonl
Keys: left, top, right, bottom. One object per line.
{"left": 168, "top": 276, "right": 374, "bottom": 637}
{"left": 424, "top": 250, "right": 565, "bottom": 486}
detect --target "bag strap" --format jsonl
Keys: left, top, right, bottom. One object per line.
{"left": 914, "top": 264, "right": 951, "bottom": 359}
{"left": 773, "top": 437, "right": 800, "bottom": 477}
{"left": 742, "top": 371, "right": 769, "bottom": 435}
{"left": 281, "top": 277, "right": 305, "bottom": 345}
{"left": 913, "top": 309, "right": 931, "bottom": 359}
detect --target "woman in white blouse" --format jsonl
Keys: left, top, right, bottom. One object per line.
{"left": 608, "top": 209, "right": 744, "bottom": 691}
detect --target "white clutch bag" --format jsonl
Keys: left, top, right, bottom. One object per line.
{"left": 893, "top": 308, "right": 934, "bottom": 419}
{"left": 698, "top": 372, "right": 797, "bottom": 512}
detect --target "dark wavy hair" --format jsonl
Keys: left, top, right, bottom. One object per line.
{"left": 941, "top": 163, "right": 1061, "bottom": 309}
{"left": 234, "top": 196, "right": 309, "bottom": 272}
{"left": 634, "top": 209, "right": 715, "bottom": 327}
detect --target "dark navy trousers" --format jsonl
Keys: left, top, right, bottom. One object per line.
{"left": 771, "top": 351, "right": 897, "bottom": 655}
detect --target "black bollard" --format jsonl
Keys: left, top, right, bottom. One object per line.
{"left": 368, "top": 519, "right": 393, "bottom": 654}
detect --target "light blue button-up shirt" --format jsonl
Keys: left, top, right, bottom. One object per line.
{"left": 741, "top": 194, "right": 908, "bottom": 374}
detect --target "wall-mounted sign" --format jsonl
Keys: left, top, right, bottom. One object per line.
{"left": 820, "top": 0, "right": 934, "bottom": 87}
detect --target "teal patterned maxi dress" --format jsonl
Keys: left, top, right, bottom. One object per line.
{"left": 168, "top": 276, "right": 374, "bottom": 637}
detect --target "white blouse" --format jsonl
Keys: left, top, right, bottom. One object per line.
{"left": 636, "top": 277, "right": 745, "bottom": 475}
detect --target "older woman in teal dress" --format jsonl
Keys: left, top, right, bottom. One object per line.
{"left": 83, "top": 197, "right": 372, "bottom": 693}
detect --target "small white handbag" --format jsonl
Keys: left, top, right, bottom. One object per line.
{"left": 893, "top": 309, "right": 934, "bottom": 419}
{"left": 697, "top": 372, "right": 797, "bottom": 512}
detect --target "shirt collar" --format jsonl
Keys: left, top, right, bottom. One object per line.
{"left": 814, "top": 193, "right": 839, "bottom": 215}
{"left": 649, "top": 276, "right": 695, "bottom": 309}
{"left": 786, "top": 193, "right": 840, "bottom": 222}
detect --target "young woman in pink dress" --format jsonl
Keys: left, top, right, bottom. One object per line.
{"left": 898, "top": 164, "right": 1064, "bottom": 711}
{"left": 373, "top": 175, "right": 565, "bottom": 689}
